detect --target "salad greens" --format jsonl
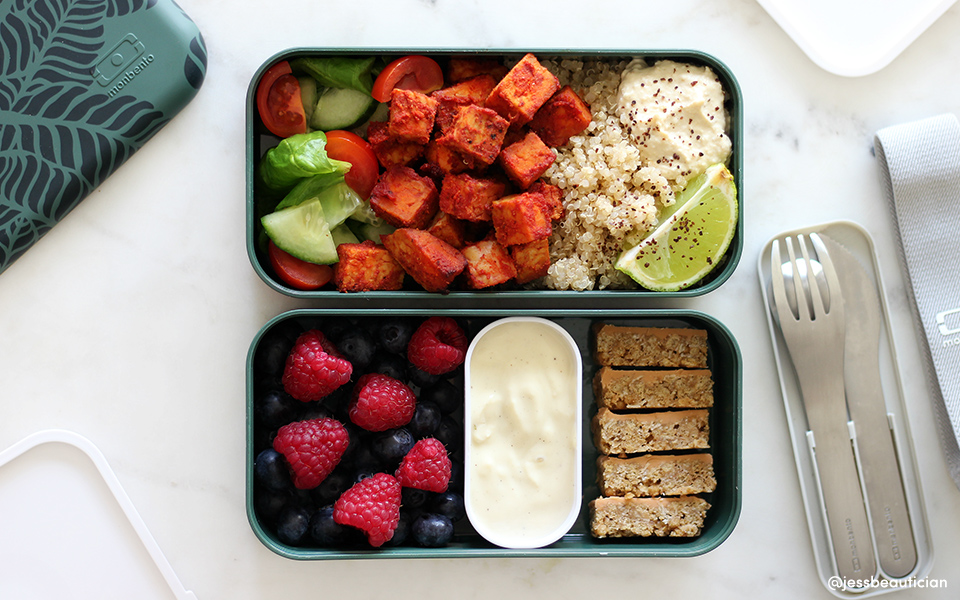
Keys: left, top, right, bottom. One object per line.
{"left": 289, "top": 57, "right": 378, "bottom": 95}
{"left": 274, "top": 178, "right": 362, "bottom": 222}
{"left": 258, "top": 131, "right": 352, "bottom": 195}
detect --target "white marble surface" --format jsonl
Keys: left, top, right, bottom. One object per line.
{"left": 2, "top": 0, "right": 960, "bottom": 597}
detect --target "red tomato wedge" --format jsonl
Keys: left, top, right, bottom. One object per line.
{"left": 256, "top": 61, "right": 307, "bottom": 138}
{"left": 324, "top": 130, "right": 380, "bottom": 199}
{"left": 371, "top": 55, "right": 444, "bottom": 103}
{"left": 267, "top": 241, "right": 334, "bottom": 290}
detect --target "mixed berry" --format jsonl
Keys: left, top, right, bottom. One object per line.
{"left": 251, "top": 315, "right": 471, "bottom": 549}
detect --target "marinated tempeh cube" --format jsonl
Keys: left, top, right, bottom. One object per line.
{"left": 529, "top": 85, "right": 592, "bottom": 147}
{"left": 498, "top": 131, "right": 556, "bottom": 189}
{"left": 425, "top": 211, "right": 467, "bottom": 249}
{"left": 369, "top": 165, "right": 439, "bottom": 229}
{"left": 491, "top": 192, "right": 552, "bottom": 246}
{"left": 388, "top": 88, "right": 438, "bottom": 145}
{"left": 367, "top": 121, "right": 424, "bottom": 169}
{"left": 509, "top": 238, "right": 551, "bottom": 284}
{"left": 434, "top": 104, "right": 509, "bottom": 165}
{"left": 439, "top": 172, "right": 507, "bottom": 222}
{"left": 485, "top": 53, "right": 560, "bottom": 126}
{"left": 461, "top": 238, "right": 517, "bottom": 289}
{"left": 382, "top": 228, "right": 467, "bottom": 292}
{"left": 333, "top": 241, "right": 405, "bottom": 292}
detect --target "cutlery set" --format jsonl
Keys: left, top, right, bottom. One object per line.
{"left": 762, "top": 225, "right": 930, "bottom": 595}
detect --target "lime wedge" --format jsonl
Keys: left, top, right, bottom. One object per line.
{"left": 615, "top": 163, "right": 738, "bottom": 291}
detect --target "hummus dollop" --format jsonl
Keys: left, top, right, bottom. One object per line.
{"left": 617, "top": 59, "right": 732, "bottom": 185}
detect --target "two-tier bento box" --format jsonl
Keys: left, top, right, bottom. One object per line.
{"left": 245, "top": 48, "right": 743, "bottom": 559}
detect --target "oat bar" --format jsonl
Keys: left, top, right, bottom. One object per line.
{"left": 597, "top": 454, "right": 717, "bottom": 497}
{"left": 591, "top": 408, "right": 710, "bottom": 454}
{"left": 589, "top": 496, "right": 710, "bottom": 538}
{"left": 592, "top": 324, "right": 708, "bottom": 368}
{"left": 593, "top": 367, "right": 714, "bottom": 410}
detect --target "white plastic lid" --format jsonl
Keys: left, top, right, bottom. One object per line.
{"left": 0, "top": 430, "right": 197, "bottom": 600}
{"left": 757, "top": 0, "right": 957, "bottom": 76}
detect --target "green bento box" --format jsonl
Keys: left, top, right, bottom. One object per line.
{"left": 245, "top": 49, "right": 743, "bottom": 307}
{"left": 245, "top": 309, "right": 742, "bottom": 559}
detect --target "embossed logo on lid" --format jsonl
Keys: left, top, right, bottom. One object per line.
{"left": 93, "top": 33, "right": 145, "bottom": 86}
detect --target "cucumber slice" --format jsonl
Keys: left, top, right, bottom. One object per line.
{"left": 310, "top": 87, "right": 378, "bottom": 131}
{"left": 331, "top": 223, "right": 360, "bottom": 246}
{"left": 348, "top": 199, "right": 384, "bottom": 226}
{"left": 320, "top": 183, "right": 363, "bottom": 228}
{"left": 261, "top": 198, "right": 338, "bottom": 265}
{"left": 298, "top": 76, "right": 318, "bottom": 127}
{"left": 350, "top": 219, "right": 395, "bottom": 244}
{"left": 274, "top": 180, "right": 362, "bottom": 228}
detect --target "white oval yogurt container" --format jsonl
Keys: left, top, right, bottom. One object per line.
{"left": 463, "top": 317, "right": 583, "bottom": 549}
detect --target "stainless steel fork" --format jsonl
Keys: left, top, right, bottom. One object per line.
{"left": 770, "top": 233, "right": 877, "bottom": 585}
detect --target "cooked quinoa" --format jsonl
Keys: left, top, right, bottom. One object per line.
{"left": 537, "top": 58, "right": 729, "bottom": 291}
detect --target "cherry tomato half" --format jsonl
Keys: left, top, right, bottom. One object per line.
{"left": 371, "top": 55, "right": 444, "bottom": 103}
{"left": 267, "top": 241, "right": 334, "bottom": 290}
{"left": 256, "top": 61, "right": 307, "bottom": 138}
{"left": 324, "top": 130, "right": 380, "bottom": 199}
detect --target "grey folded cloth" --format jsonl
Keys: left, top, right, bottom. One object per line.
{"left": 875, "top": 114, "right": 960, "bottom": 490}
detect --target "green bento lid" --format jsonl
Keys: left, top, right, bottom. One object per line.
{"left": 0, "top": 0, "right": 206, "bottom": 275}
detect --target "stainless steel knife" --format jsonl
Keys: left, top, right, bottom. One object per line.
{"left": 820, "top": 233, "right": 917, "bottom": 578}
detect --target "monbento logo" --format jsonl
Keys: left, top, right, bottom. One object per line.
{"left": 937, "top": 307, "right": 960, "bottom": 348}
{"left": 93, "top": 33, "right": 154, "bottom": 95}
{"left": 938, "top": 307, "right": 960, "bottom": 336}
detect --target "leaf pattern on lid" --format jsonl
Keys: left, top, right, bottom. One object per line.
{"left": 0, "top": 0, "right": 206, "bottom": 273}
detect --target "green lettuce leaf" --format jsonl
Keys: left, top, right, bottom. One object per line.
{"left": 289, "top": 57, "right": 377, "bottom": 95}
{"left": 258, "top": 131, "right": 352, "bottom": 195}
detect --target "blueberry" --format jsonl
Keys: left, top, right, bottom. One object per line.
{"left": 412, "top": 513, "right": 454, "bottom": 547}
{"left": 298, "top": 400, "right": 332, "bottom": 422}
{"left": 254, "top": 448, "right": 291, "bottom": 491}
{"left": 401, "top": 486, "right": 429, "bottom": 509}
{"left": 433, "top": 416, "right": 462, "bottom": 453}
{"left": 254, "top": 326, "right": 297, "bottom": 378}
{"left": 255, "top": 487, "right": 290, "bottom": 524}
{"left": 372, "top": 428, "right": 415, "bottom": 466}
{"left": 255, "top": 389, "right": 300, "bottom": 430}
{"left": 275, "top": 505, "right": 311, "bottom": 546}
{"left": 385, "top": 509, "right": 415, "bottom": 546}
{"left": 309, "top": 505, "right": 353, "bottom": 546}
{"left": 320, "top": 385, "right": 352, "bottom": 421}
{"left": 341, "top": 428, "right": 382, "bottom": 470}
{"left": 421, "top": 379, "right": 462, "bottom": 414}
{"left": 448, "top": 460, "right": 464, "bottom": 490}
{"left": 312, "top": 468, "right": 351, "bottom": 505}
{"left": 339, "top": 423, "right": 364, "bottom": 463}
{"left": 378, "top": 318, "right": 416, "bottom": 354}
{"left": 367, "top": 352, "right": 408, "bottom": 381}
{"left": 409, "top": 366, "right": 440, "bottom": 388}
{"left": 351, "top": 469, "right": 378, "bottom": 485}
{"left": 337, "top": 329, "right": 377, "bottom": 369}
{"left": 321, "top": 319, "right": 353, "bottom": 344}
{"left": 430, "top": 491, "right": 466, "bottom": 522}
{"left": 408, "top": 401, "right": 442, "bottom": 438}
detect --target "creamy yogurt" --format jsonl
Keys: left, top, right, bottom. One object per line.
{"left": 464, "top": 317, "right": 582, "bottom": 549}
{"left": 617, "top": 59, "right": 732, "bottom": 185}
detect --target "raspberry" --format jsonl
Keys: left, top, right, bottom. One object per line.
{"left": 333, "top": 473, "right": 402, "bottom": 547}
{"left": 282, "top": 330, "right": 353, "bottom": 401}
{"left": 407, "top": 317, "right": 468, "bottom": 375}
{"left": 349, "top": 373, "right": 416, "bottom": 432}
{"left": 395, "top": 438, "right": 451, "bottom": 493}
{"left": 272, "top": 418, "right": 350, "bottom": 489}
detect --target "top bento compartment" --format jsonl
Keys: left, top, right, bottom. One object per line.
{"left": 245, "top": 49, "right": 742, "bottom": 307}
